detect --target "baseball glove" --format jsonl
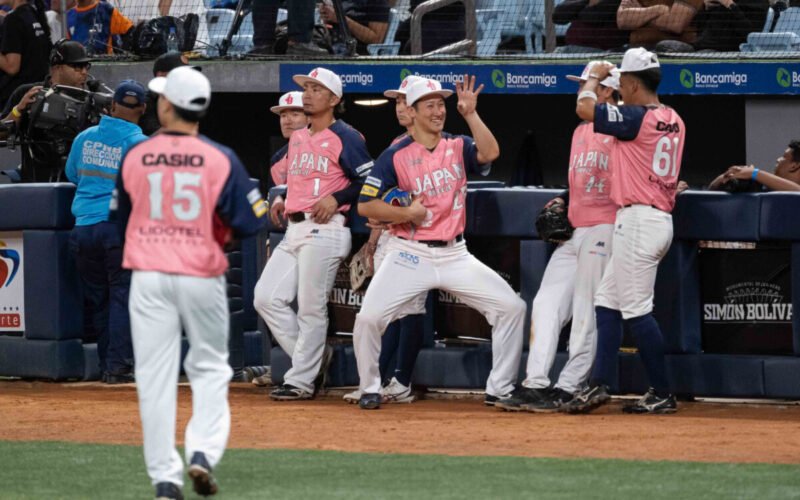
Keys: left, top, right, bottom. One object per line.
{"left": 349, "top": 243, "right": 374, "bottom": 293}
{"left": 382, "top": 187, "right": 411, "bottom": 206}
{"left": 535, "top": 202, "right": 574, "bottom": 243}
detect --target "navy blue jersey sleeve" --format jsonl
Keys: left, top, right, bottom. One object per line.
{"left": 215, "top": 145, "right": 268, "bottom": 238}
{"left": 265, "top": 143, "right": 289, "bottom": 191}
{"left": 459, "top": 135, "right": 491, "bottom": 176}
{"left": 593, "top": 103, "right": 647, "bottom": 141}
{"left": 333, "top": 121, "right": 374, "bottom": 180}
{"left": 108, "top": 162, "right": 132, "bottom": 240}
{"left": 331, "top": 121, "right": 373, "bottom": 206}
{"left": 359, "top": 146, "right": 400, "bottom": 203}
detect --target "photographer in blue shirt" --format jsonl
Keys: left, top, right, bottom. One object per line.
{"left": 66, "top": 79, "right": 147, "bottom": 384}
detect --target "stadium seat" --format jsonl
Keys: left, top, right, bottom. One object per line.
{"left": 475, "top": 0, "right": 545, "bottom": 56}
{"left": 740, "top": 7, "right": 800, "bottom": 52}
{"left": 207, "top": 8, "right": 235, "bottom": 55}
{"left": 367, "top": 0, "right": 410, "bottom": 56}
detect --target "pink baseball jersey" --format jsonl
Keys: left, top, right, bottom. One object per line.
{"left": 567, "top": 122, "right": 618, "bottom": 227}
{"left": 284, "top": 120, "right": 373, "bottom": 215}
{"left": 113, "top": 132, "right": 267, "bottom": 277}
{"left": 594, "top": 104, "right": 685, "bottom": 213}
{"left": 360, "top": 134, "right": 489, "bottom": 241}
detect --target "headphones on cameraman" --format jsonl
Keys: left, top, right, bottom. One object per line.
{"left": 50, "top": 38, "right": 68, "bottom": 66}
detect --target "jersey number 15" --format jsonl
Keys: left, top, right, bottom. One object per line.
{"left": 147, "top": 171, "right": 203, "bottom": 222}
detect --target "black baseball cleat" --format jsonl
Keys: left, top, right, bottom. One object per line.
{"left": 103, "top": 371, "right": 135, "bottom": 384}
{"left": 622, "top": 388, "right": 678, "bottom": 414}
{"left": 524, "top": 388, "right": 575, "bottom": 413}
{"left": 494, "top": 387, "right": 547, "bottom": 411}
{"left": 188, "top": 452, "right": 218, "bottom": 496}
{"left": 565, "top": 384, "right": 611, "bottom": 414}
{"left": 359, "top": 393, "right": 381, "bottom": 410}
{"left": 270, "top": 384, "right": 313, "bottom": 401}
{"left": 154, "top": 481, "right": 184, "bottom": 500}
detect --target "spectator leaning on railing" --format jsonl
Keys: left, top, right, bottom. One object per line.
{"left": 319, "top": 0, "right": 389, "bottom": 55}
{"left": 66, "top": 0, "right": 134, "bottom": 55}
{"left": 553, "top": 0, "right": 630, "bottom": 52}
{"left": 0, "top": 0, "right": 51, "bottom": 109}
{"left": 617, "top": 0, "right": 702, "bottom": 49}
{"left": 709, "top": 140, "right": 800, "bottom": 192}
{"left": 249, "top": 0, "right": 328, "bottom": 56}
{"left": 657, "top": 0, "right": 769, "bottom": 51}
{"left": 65, "top": 79, "right": 148, "bottom": 384}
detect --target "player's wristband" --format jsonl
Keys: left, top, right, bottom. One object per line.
{"left": 11, "top": 106, "right": 22, "bottom": 119}
{"left": 751, "top": 168, "right": 759, "bottom": 181}
{"left": 577, "top": 90, "right": 597, "bottom": 102}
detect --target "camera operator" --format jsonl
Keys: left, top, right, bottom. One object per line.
{"left": 65, "top": 79, "right": 147, "bottom": 384}
{"left": 1, "top": 39, "right": 98, "bottom": 182}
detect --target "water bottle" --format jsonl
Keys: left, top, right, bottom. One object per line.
{"left": 167, "top": 27, "right": 179, "bottom": 52}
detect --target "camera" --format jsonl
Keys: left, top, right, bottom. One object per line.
{"left": 1, "top": 83, "right": 113, "bottom": 181}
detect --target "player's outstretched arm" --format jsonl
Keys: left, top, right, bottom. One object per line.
{"left": 727, "top": 165, "right": 800, "bottom": 192}
{"left": 457, "top": 74, "right": 499, "bottom": 164}
{"left": 358, "top": 197, "right": 427, "bottom": 225}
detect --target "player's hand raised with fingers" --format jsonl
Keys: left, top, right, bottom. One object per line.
{"left": 456, "top": 74, "right": 483, "bottom": 118}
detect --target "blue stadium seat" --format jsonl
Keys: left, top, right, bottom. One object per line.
{"left": 475, "top": 0, "right": 545, "bottom": 56}
{"left": 367, "top": 0, "right": 409, "bottom": 56}
{"left": 206, "top": 8, "right": 235, "bottom": 55}
{"left": 740, "top": 7, "right": 800, "bottom": 52}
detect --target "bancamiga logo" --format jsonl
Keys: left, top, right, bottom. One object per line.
{"left": 679, "top": 69, "right": 694, "bottom": 89}
{"left": 493, "top": 69, "right": 557, "bottom": 88}
{"left": 680, "top": 68, "right": 747, "bottom": 89}
{"left": 400, "top": 68, "right": 412, "bottom": 80}
{"left": 0, "top": 241, "right": 20, "bottom": 289}
{"left": 491, "top": 69, "right": 506, "bottom": 88}
{"left": 776, "top": 67, "right": 792, "bottom": 88}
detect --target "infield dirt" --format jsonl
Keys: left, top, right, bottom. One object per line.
{"left": 1, "top": 381, "right": 798, "bottom": 464}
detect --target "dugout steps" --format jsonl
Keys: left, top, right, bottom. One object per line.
{"left": 2, "top": 184, "right": 800, "bottom": 399}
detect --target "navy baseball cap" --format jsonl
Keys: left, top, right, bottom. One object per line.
{"left": 114, "top": 80, "right": 146, "bottom": 108}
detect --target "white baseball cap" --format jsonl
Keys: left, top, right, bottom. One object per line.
{"left": 384, "top": 75, "right": 425, "bottom": 99}
{"left": 620, "top": 47, "right": 660, "bottom": 73}
{"left": 270, "top": 91, "right": 304, "bottom": 115}
{"left": 148, "top": 66, "right": 211, "bottom": 112}
{"left": 292, "top": 67, "right": 343, "bottom": 98}
{"left": 405, "top": 78, "right": 454, "bottom": 106}
{"left": 566, "top": 61, "right": 620, "bottom": 90}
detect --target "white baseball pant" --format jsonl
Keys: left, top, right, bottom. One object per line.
{"left": 129, "top": 271, "right": 232, "bottom": 487}
{"left": 373, "top": 231, "right": 426, "bottom": 316}
{"left": 353, "top": 237, "right": 525, "bottom": 397}
{"left": 524, "top": 224, "right": 614, "bottom": 393}
{"left": 595, "top": 205, "right": 673, "bottom": 319}
{"left": 253, "top": 213, "right": 351, "bottom": 392}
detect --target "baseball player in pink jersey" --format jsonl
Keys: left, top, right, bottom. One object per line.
{"left": 496, "top": 61, "right": 620, "bottom": 413}
{"left": 352, "top": 75, "right": 526, "bottom": 410}
{"left": 567, "top": 48, "right": 685, "bottom": 414}
{"left": 250, "top": 91, "right": 308, "bottom": 388}
{"left": 343, "top": 74, "right": 427, "bottom": 405}
{"left": 253, "top": 67, "right": 374, "bottom": 401}
{"left": 111, "top": 67, "right": 267, "bottom": 499}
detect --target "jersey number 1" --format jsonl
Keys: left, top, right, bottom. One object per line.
{"left": 652, "top": 137, "right": 680, "bottom": 178}
{"left": 147, "top": 172, "right": 202, "bottom": 221}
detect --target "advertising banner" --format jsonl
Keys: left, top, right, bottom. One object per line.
{"left": 0, "top": 231, "right": 24, "bottom": 332}
{"left": 280, "top": 62, "right": 800, "bottom": 96}
{"left": 700, "top": 247, "right": 793, "bottom": 354}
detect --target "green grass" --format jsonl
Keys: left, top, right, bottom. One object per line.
{"left": 1, "top": 441, "right": 799, "bottom": 500}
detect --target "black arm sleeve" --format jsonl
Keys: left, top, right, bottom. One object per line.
{"left": 553, "top": 0, "right": 590, "bottom": 24}
{"left": 332, "top": 183, "right": 363, "bottom": 206}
